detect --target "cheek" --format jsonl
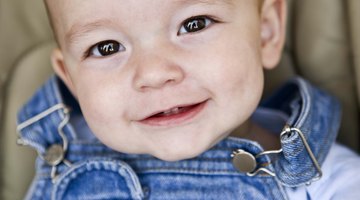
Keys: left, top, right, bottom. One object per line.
{"left": 202, "top": 38, "right": 263, "bottom": 96}
{"left": 196, "top": 38, "right": 264, "bottom": 123}
{"left": 74, "top": 73, "right": 128, "bottom": 126}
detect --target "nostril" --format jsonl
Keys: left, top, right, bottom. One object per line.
{"left": 165, "top": 78, "right": 177, "bottom": 85}
{"left": 133, "top": 63, "right": 185, "bottom": 91}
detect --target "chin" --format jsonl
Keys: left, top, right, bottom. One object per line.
{"left": 151, "top": 143, "right": 210, "bottom": 162}
{"left": 154, "top": 152, "right": 199, "bottom": 162}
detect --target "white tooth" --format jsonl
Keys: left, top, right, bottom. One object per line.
{"left": 163, "top": 107, "right": 179, "bottom": 115}
{"left": 163, "top": 110, "right": 172, "bottom": 115}
{"left": 171, "top": 107, "right": 179, "bottom": 113}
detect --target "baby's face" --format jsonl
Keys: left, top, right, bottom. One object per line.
{"left": 49, "top": 0, "right": 284, "bottom": 161}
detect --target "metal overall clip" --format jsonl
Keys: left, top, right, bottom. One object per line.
{"left": 16, "top": 104, "right": 73, "bottom": 183}
{"left": 231, "top": 124, "right": 322, "bottom": 184}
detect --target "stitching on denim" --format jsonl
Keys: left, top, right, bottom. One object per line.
{"left": 294, "top": 78, "right": 311, "bottom": 128}
{"left": 35, "top": 169, "right": 258, "bottom": 179}
{"left": 118, "top": 167, "right": 274, "bottom": 178}
{"left": 52, "top": 160, "right": 143, "bottom": 200}
{"left": 67, "top": 153, "right": 233, "bottom": 162}
{"left": 37, "top": 164, "right": 277, "bottom": 179}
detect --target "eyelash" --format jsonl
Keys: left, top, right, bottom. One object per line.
{"left": 84, "top": 40, "right": 125, "bottom": 59}
{"left": 83, "top": 16, "right": 217, "bottom": 59}
{"left": 178, "top": 15, "right": 216, "bottom": 35}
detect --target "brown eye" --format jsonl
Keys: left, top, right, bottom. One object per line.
{"left": 89, "top": 40, "right": 125, "bottom": 57}
{"left": 178, "top": 16, "right": 212, "bottom": 35}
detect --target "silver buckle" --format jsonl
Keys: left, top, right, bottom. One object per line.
{"left": 280, "top": 125, "right": 323, "bottom": 183}
{"left": 232, "top": 125, "right": 322, "bottom": 184}
{"left": 17, "top": 103, "right": 73, "bottom": 182}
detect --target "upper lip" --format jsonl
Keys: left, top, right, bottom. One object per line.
{"left": 139, "top": 100, "right": 207, "bottom": 121}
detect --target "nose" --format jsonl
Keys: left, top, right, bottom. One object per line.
{"left": 132, "top": 52, "right": 185, "bottom": 91}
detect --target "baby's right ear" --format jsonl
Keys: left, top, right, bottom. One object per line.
{"left": 51, "top": 48, "right": 77, "bottom": 97}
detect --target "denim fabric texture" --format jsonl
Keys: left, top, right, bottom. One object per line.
{"left": 17, "top": 76, "right": 341, "bottom": 200}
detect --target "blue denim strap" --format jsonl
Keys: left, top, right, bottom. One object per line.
{"left": 263, "top": 78, "right": 341, "bottom": 187}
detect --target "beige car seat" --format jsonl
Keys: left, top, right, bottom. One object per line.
{"left": 1, "top": 0, "right": 360, "bottom": 199}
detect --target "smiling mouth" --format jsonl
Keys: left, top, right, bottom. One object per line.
{"left": 139, "top": 101, "right": 208, "bottom": 126}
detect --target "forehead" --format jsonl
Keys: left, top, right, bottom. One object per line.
{"left": 175, "top": 0, "right": 234, "bottom": 5}
{"left": 46, "top": 0, "right": 258, "bottom": 45}
{"left": 46, "top": 0, "right": 241, "bottom": 21}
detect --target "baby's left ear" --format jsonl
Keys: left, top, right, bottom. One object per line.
{"left": 260, "top": 0, "right": 287, "bottom": 69}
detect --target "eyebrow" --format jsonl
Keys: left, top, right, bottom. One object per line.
{"left": 65, "top": 19, "right": 116, "bottom": 45}
{"left": 65, "top": 0, "right": 233, "bottom": 45}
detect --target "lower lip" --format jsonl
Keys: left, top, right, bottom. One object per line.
{"left": 139, "top": 101, "right": 208, "bottom": 126}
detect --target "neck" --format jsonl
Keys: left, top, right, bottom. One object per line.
{"left": 230, "top": 120, "right": 281, "bottom": 150}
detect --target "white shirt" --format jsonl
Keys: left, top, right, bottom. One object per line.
{"left": 285, "top": 143, "right": 360, "bottom": 200}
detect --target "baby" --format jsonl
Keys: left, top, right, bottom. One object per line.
{"left": 17, "top": 0, "right": 360, "bottom": 199}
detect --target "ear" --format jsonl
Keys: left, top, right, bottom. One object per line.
{"left": 51, "top": 48, "right": 77, "bottom": 97}
{"left": 260, "top": 0, "right": 287, "bottom": 69}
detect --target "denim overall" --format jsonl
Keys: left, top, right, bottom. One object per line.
{"left": 17, "top": 76, "right": 340, "bottom": 200}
